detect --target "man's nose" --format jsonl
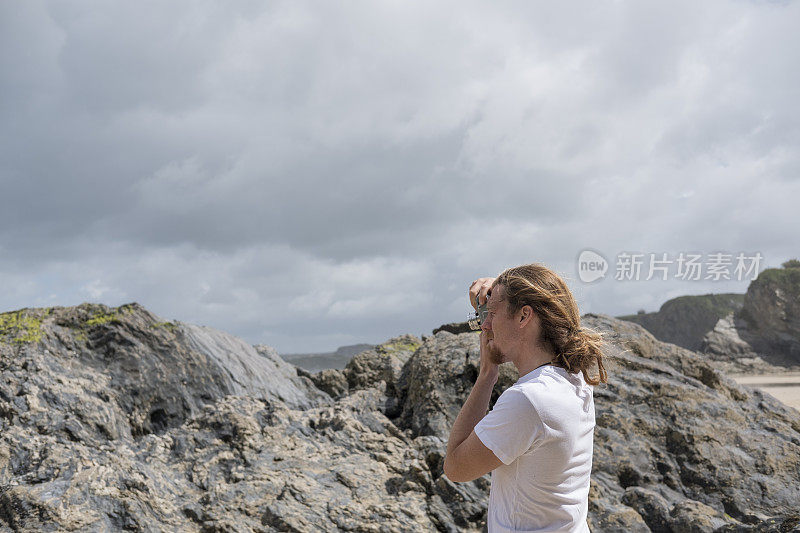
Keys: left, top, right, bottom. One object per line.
{"left": 481, "top": 317, "right": 491, "bottom": 332}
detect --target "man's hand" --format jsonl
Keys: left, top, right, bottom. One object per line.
{"left": 468, "top": 277, "right": 496, "bottom": 310}
{"left": 478, "top": 330, "right": 500, "bottom": 383}
{"left": 470, "top": 277, "right": 499, "bottom": 381}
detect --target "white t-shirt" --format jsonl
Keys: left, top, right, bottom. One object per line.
{"left": 474, "top": 365, "right": 595, "bottom": 533}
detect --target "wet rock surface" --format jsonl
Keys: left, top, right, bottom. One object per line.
{"left": 1, "top": 303, "right": 799, "bottom": 531}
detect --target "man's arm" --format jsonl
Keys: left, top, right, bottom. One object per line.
{"left": 444, "top": 278, "right": 504, "bottom": 482}
{"left": 443, "top": 370, "right": 504, "bottom": 482}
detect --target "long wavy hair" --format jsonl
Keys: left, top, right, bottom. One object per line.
{"left": 494, "top": 263, "right": 608, "bottom": 385}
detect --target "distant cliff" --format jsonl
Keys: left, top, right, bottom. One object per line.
{"left": 2, "top": 302, "right": 799, "bottom": 530}
{"left": 618, "top": 261, "right": 800, "bottom": 370}
{"left": 617, "top": 293, "right": 745, "bottom": 351}
{"left": 281, "top": 343, "right": 375, "bottom": 372}
{"left": 737, "top": 264, "right": 800, "bottom": 365}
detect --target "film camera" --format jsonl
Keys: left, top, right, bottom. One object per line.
{"left": 468, "top": 300, "right": 488, "bottom": 331}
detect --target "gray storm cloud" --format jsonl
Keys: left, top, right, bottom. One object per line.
{"left": 1, "top": 0, "right": 798, "bottom": 352}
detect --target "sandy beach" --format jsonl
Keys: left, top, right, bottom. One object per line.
{"left": 731, "top": 373, "right": 800, "bottom": 411}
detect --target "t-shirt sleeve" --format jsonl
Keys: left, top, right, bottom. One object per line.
{"left": 474, "top": 388, "right": 543, "bottom": 465}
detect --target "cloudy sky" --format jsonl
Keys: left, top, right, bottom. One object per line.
{"left": 1, "top": 1, "right": 798, "bottom": 353}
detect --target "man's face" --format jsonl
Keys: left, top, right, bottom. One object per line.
{"left": 481, "top": 284, "right": 514, "bottom": 364}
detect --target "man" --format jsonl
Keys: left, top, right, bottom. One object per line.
{"left": 442, "top": 264, "right": 607, "bottom": 532}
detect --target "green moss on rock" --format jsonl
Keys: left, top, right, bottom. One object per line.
{"left": 753, "top": 267, "right": 800, "bottom": 295}
{"left": 84, "top": 304, "right": 136, "bottom": 327}
{"left": 0, "top": 308, "right": 49, "bottom": 344}
{"left": 85, "top": 312, "right": 120, "bottom": 327}
{"left": 149, "top": 321, "right": 179, "bottom": 333}
{"left": 378, "top": 339, "right": 422, "bottom": 355}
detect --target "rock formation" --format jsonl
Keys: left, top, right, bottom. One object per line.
{"left": 616, "top": 294, "right": 745, "bottom": 352}
{"left": 736, "top": 266, "right": 800, "bottom": 366}
{"left": 619, "top": 264, "right": 800, "bottom": 371}
{"left": 1, "top": 303, "right": 799, "bottom": 531}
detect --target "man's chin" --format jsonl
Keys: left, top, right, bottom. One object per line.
{"left": 487, "top": 341, "right": 505, "bottom": 365}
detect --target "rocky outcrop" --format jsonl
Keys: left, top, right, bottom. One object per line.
{"left": 397, "top": 332, "right": 518, "bottom": 441}
{"left": 583, "top": 316, "right": 800, "bottom": 531}
{"left": 297, "top": 335, "right": 421, "bottom": 402}
{"left": 432, "top": 322, "right": 474, "bottom": 335}
{"left": 1, "top": 303, "right": 799, "bottom": 531}
{"left": 0, "top": 304, "right": 327, "bottom": 441}
{"left": 697, "top": 313, "right": 782, "bottom": 374}
{"left": 618, "top": 265, "right": 800, "bottom": 371}
{"left": 617, "top": 293, "right": 745, "bottom": 352}
{"left": 737, "top": 266, "right": 800, "bottom": 366}
{"left": 701, "top": 313, "right": 757, "bottom": 359}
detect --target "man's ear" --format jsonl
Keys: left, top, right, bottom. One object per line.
{"left": 519, "top": 305, "right": 535, "bottom": 326}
